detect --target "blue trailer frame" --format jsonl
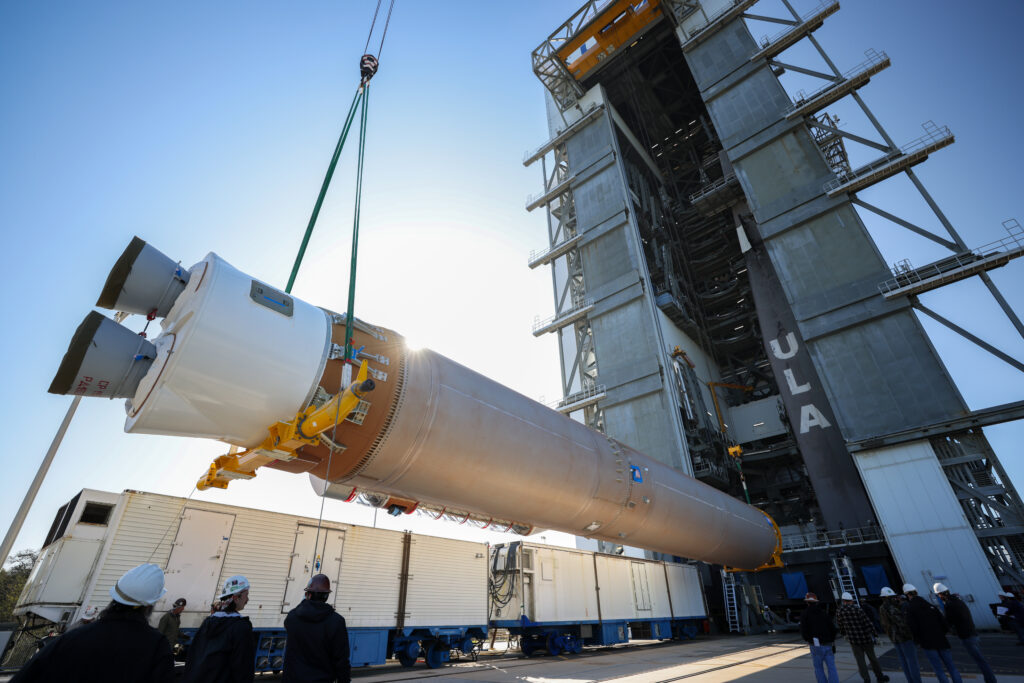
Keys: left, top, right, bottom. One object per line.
{"left": 492, "top": 614, "right": 703, "bottom": 657}
{"left": 179, "top": 623, "right": 487, "bottom": 673}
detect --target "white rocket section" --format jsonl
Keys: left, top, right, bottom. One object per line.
{"left": 854, "top": 440, "right": 1001, "bottom": 629}
{"left": 125, "top": 253, "right": 332, "bottom": 446}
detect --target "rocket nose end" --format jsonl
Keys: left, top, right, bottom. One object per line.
{"left": 96, "top": 236, "right": 190, "bottom": 318}
{"left": 49, "top": 311, "right": 157, "bottom": 399}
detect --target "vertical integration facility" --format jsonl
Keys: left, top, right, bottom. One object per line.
{"left": 525, "top": 0, "right": 1024, "bottom": 629}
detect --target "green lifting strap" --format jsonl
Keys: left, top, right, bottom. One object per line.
{"left": 285, "top": 86, "right": 364, "bottom": 295}
{"left": 343, "top": 83, "right": 370, "bottom": 361}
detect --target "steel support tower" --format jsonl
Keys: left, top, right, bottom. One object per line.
{"left": 526, "top": 0, "right": 1024, "bottom": 628}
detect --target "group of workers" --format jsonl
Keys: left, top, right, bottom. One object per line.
{"left": 800, "top": 581, "right": 1019, "bottom": 683}
{"left": 10, "top": 562, "right": 352, "bottom": 682}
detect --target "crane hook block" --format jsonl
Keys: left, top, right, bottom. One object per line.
{"left": 360, "top": 54, "right": 379, "bottom": 84}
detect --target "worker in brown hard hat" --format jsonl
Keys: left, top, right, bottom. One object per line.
{"left": 283, "top": 573, "right": 350, "bottom": 683}
{"left": 156, "top": 597, "right": 187, "bottom": 649}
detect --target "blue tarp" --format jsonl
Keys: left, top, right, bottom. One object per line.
{"left": 861, "top": 564, "right": 891, "bottom": 595}
{"left": 782, "top": 572, "right": 809, "bottom": 600}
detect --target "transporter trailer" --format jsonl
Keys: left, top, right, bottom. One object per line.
{"left": 3, "top": 489, "right": 708, "bottom": 673}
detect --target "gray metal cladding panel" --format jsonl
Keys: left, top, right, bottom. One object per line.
{"left": 604, "top": 392, "right": 683, "bottom": 470}
{"left": 808, "top": 312, "right": 967, "bottom": 441}
{"left": 590, "top": 301, "right": 661, "bottom": 384}
{"left": 733, "top": 130, "right": 835, "bottom": 223}
{"left": 705, "top": 67, "right": 792, "bottom": 150}
{"left": 765, "top": 204, "right": 891, "bottom": 320}
{"left": 580, "top": 225, "right": 636, "bottom": 286}
{"left": 685, "top": 19, "right": 758, "bottom": 92}
{"left": 566, "top": 117, "right": 614, "bottom": 170}
{"left": 573, "top": 165, "right": 631, "bottom": 235}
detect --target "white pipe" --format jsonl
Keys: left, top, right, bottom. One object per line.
{"left": 0, "top": 396, "right": 81, "bottom": 567}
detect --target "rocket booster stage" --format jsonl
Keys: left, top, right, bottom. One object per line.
{"left": 50, "top": 238, "right": 781, "bottom": 570}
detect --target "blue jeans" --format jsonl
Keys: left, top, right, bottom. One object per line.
{"left": 923, "top": 648, "right": 963, "bottom": 683}
{"left": 961, "top": 636, "right": 997, "bottom": 683}
{"left": 809, "top": 644, "right": 840, "bottom": 683}
{"left": 893, "top": 640, "right": 922, "bottom": 683}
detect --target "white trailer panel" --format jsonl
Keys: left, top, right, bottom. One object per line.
{"left": 335, "top": 527, "right": 405, "bottom": 628}
{"left": 529, "top": 546, "right": 599, "bottom": 623}
{"left": 854, "top": 440, "right": 1001, "bottom": 629}
{"left": 405, "top": 534, "right": 487, "bottom": 627}
{"left": 666, "top": 563, "right": 704, "bottom": 618}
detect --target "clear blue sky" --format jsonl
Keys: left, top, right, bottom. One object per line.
{"left": 1, "top": 0, "right": 1021, "bottom": 557}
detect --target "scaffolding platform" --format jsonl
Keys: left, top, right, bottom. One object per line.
{"left": 786, "top": 49, "right": 890, "bottom": 120}
{"left": 523, "top": 104, "right": 605, "bottom": 167}
{"left": 823, "top": 121, "right": 954, "bottom": 197}
{"left": 879, "top": 220, "right": 1024, "bottom": 298}
{"left": 526, "top": 173, "right": 577, "bottom": 212}
{"left": 533, "top": 298, "right": 595, "bottom": 336}
{"left": 551, "top": 383, "right": 607, "bottom": 414}
{"left": 528, "top": 233, "right": 582, "bottom": 269}
{"left": 749, "top": 0, "right": 839, "bottom": 63}
{"left": 681, "top": 0, "right": 758, "bottom": 52}
{"left": 689, "top": 174, "right": 742, "bottom": 215}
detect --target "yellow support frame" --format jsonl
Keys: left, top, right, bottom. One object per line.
{"left": 197, "top": 360, "right": 373, "bottom": 490}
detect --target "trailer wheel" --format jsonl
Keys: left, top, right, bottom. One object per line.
{"left": 569, "top": 636, "right": 582, "bottom": 654}
{"left": 424, "top": 641, "right": 447, "bottom": 669}
{"left": 546, "top": 633, "right": 563, "bottom": 655}
{"left": 520, "top": 636, "right": 539, "bottom": 657}
{"left": 397, "top": 641, "right": 419, "bottom": 667}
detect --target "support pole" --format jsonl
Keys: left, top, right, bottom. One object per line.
{"left": 1, "top": 396, "right": 81, "bottom": 568}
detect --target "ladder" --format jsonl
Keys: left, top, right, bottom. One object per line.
{"left": 722, "top": 570, "right": 741, "bottom": 633}
{"left": 832, "top": 556, "right": 859, "bottom": 605}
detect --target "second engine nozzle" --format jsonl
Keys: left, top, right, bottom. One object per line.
{"left": 96, "top": 236, "right": 189, "bottom": 317}
{"left": 48, "top": 311, "right": 157, "bottom": 399}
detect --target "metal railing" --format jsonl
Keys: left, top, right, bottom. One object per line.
{"left": 823, "top": 121, "right": 953, "bottom": 194}
{"left": 790, "top": 49, "right": 889, "bottom": 110}
{"left": 532, "top": 297, "right": 595, "bottom": 333}
{"left": 550, "top": 383, "right": 607, "bottom": 411}
{"left": 780, "top": 524, "right": 885, "bottom": 552}
{"left": 755, "top": 0, "right": 838, "bottom": 50}
{"left": 879, "top": 219, "right": 1024, "bottom": 295}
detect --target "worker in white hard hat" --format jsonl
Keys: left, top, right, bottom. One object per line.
{"left": 65, "top": 605, "right": 100, "bottom": 633}
{"left": 998, "top": 590, "right": 1024, "bottom": 644}
{"left": 906, "top": 583, "right": 962, "bottom": 683}
{"left": 11, "top": 563, "right": 174, "bottom": 683}
{"left": 183, "top": 574, "right": 255, "bottom": 682}
{"left": 835, "top": 591, "right": 889, "bottom": 683}
{"left": 878, "top": 587, "right": 921, "bottom": 683}
{"left": 934, "top": 583, "right": 995, "bottom": 683}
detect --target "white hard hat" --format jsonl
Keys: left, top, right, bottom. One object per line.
{"left": 110, "top": 563, "right": 167, "bottom": 606}
{"left": 903, "top": 583, "right": 917, "bottom": 593}
{"left": 880, "top": 587, "right": 896, "bottom": 597}
{"left": 841, "top": 591, "right": 854, "bottom": 601}
{"left": 218, "top": 575, "right": 251, "bottom": 600}
{"left": 933, "top": 582, "right": 949, "bottom": 594}
{"left": 81, "top": 605, "right": 99, "bottom": 620}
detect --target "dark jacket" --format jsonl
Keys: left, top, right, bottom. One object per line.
{"left": 880, "top": 599, "right": 913, "bottom": 643}
{"left": 800, "top": 602, "right": 837, "bottom": 645}
{"left": 943, "top": 594, "right": 977, "bottom": 639}
{"left": 156, "top": 610, "right": 180, "bottom": 646}
{"left": 11, "top": 611, "right": 173, "bottom": 683}
{"left": 283, "top": 599, "right": 351, "bottom": 683}
{"left": 906, "top": 595, "right": 951, "bottom": 650}
{"left": 836, "top": 603, "right": 877, "bottom": 647}
{"left": 183, "top": 614, "right": 255, "bottom": 683}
